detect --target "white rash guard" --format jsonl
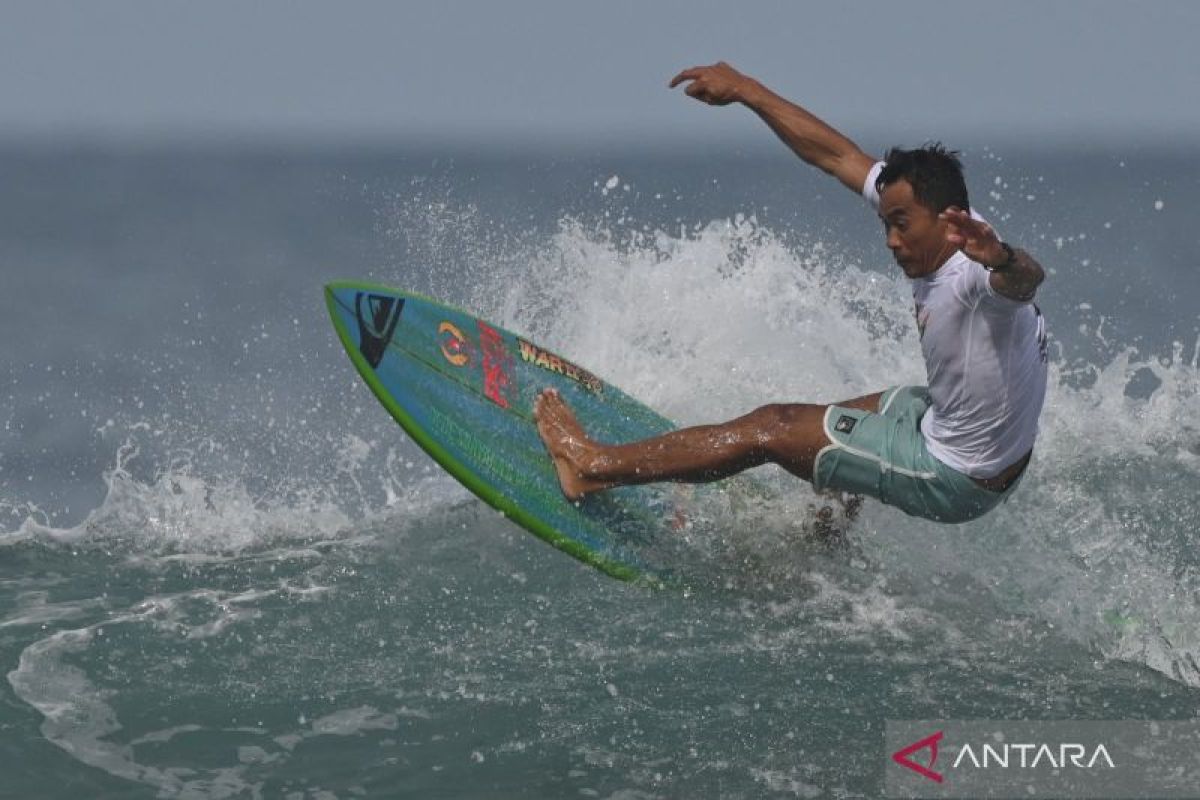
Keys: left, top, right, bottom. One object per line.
{"left": 862, "top": 162, "right": 1048, "bottom": 479}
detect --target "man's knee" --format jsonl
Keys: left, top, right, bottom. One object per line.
{"left": 749, "top": 402, "right": 825, "bottom": 428}
{"left": 746, "top": 403, "right": 829, "bottom": 456}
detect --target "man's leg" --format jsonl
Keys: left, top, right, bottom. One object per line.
{"left": 836, "top": 391, "right": 884, "bottom": 412}
{"left": 534, "top": 389, "right": 835, "bottom": 501}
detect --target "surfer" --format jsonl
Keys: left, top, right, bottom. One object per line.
{"left": 535, "top": 62, "right": 1048, "bottom": 523}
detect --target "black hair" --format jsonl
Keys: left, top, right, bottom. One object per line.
{"left": 875, "top": 143, "right": 969, "bottom": 213}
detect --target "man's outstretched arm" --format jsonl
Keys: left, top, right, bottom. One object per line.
{"left": 670, "top": 61, "right": 875, "bottom": 195}
{"left": 942, "top": 208, "right": 1046, "bottom": 301}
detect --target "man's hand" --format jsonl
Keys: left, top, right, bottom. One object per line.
{"left": 940, "top": 207, "right": 1005, "bottom": 266}
{"left": 669, "top": 62, "right": 755, "bottom": 106}
{"left": 941, "top": 207, "right": 1045, "bottom": 301}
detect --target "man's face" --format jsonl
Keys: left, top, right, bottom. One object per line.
{"left": 878, "top": 179, "right": 954, "bottom": 278}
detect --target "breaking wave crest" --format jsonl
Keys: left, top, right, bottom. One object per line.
{"left": 6, "top": 179, "right": 1198, "bottom": 689}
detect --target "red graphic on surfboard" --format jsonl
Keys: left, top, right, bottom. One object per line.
{"left": 477, "top": 321, "right": 515, "bottom": 409}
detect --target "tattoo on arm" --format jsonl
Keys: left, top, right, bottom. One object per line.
{"left": 990, "top": 247, "right": 1046, "bottom": 301}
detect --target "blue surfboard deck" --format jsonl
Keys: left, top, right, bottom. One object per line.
{"left": 325, "top": 281, "right": 696, "bottom": 586}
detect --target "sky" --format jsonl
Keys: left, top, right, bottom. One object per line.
{"left": 3, "top": 0, "right": 1199, "bottom": 148}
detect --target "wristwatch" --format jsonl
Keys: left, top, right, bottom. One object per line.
{"left": 985, "top": 242, "right": 1016, "bottom": 272}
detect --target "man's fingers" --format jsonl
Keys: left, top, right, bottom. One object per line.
{"left": 941, "top": 209, "right": 988, "bottom": 237}
{"left": 684, "top": 82, "right": 709, "bottom": 101}
{"left": 669, "top": 67, "right": 704, "bottom": 88}
{"left": 943, "top": 207, "right": 990, "bottom": 234}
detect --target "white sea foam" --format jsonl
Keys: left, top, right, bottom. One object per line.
{"left": 7, "top": 607, "right": 256, "bottom": 796}
{"left": 6, "top": 583, "right": 372, "bottom": 796}
{"left": 6, "top": 190, "right": 1198, "bottom": 698}
{"left": 401, "top": 200, "right": 1200, "bottom": 687}
{"left": 1, "top": 432, "right": 465, "bottom": 558}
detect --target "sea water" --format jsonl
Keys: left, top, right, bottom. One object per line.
{"left": 1, "top": 142, "right": 1197, "bottom": 797}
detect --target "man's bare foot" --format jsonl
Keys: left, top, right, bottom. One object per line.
{"left": 533, "top": 389, "right": 614, "bottom": 501}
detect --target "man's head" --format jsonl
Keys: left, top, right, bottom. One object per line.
{"left": 875, "top": 144, "right": 969, "bottom": 278}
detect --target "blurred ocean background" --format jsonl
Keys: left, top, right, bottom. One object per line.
{"left": 1, "top": 139, "right": 1198, "bottom": 798}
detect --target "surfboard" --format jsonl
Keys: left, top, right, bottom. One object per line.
{"left": 324, "top": 281, "right": 692, "bottom": 586}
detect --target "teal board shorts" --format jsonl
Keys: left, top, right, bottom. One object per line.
{"left": 812, "top": 386, "right": 1024, "bottom": 523}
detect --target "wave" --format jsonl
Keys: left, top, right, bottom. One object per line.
{"left": 5, "top": 183, "right": 1198, "bottom": 689}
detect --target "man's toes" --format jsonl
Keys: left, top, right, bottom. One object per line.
{"left": 533, "top": 389, "right": 554, "bottom": 420}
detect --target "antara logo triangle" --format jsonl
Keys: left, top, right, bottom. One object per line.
{"left": 892, "top": 730, "right": 944, "bottom": 783}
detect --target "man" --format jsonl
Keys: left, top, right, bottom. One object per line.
{"left": 534, "top": 62, "right": 1048, "bottom": 524}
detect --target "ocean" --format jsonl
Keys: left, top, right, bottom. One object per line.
{"left": 1, "top": 140, "right": 1197, "bottom": 798}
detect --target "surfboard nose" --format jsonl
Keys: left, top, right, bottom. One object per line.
{"left": 325, "top": 282, "right": 408, "bottom": 370}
